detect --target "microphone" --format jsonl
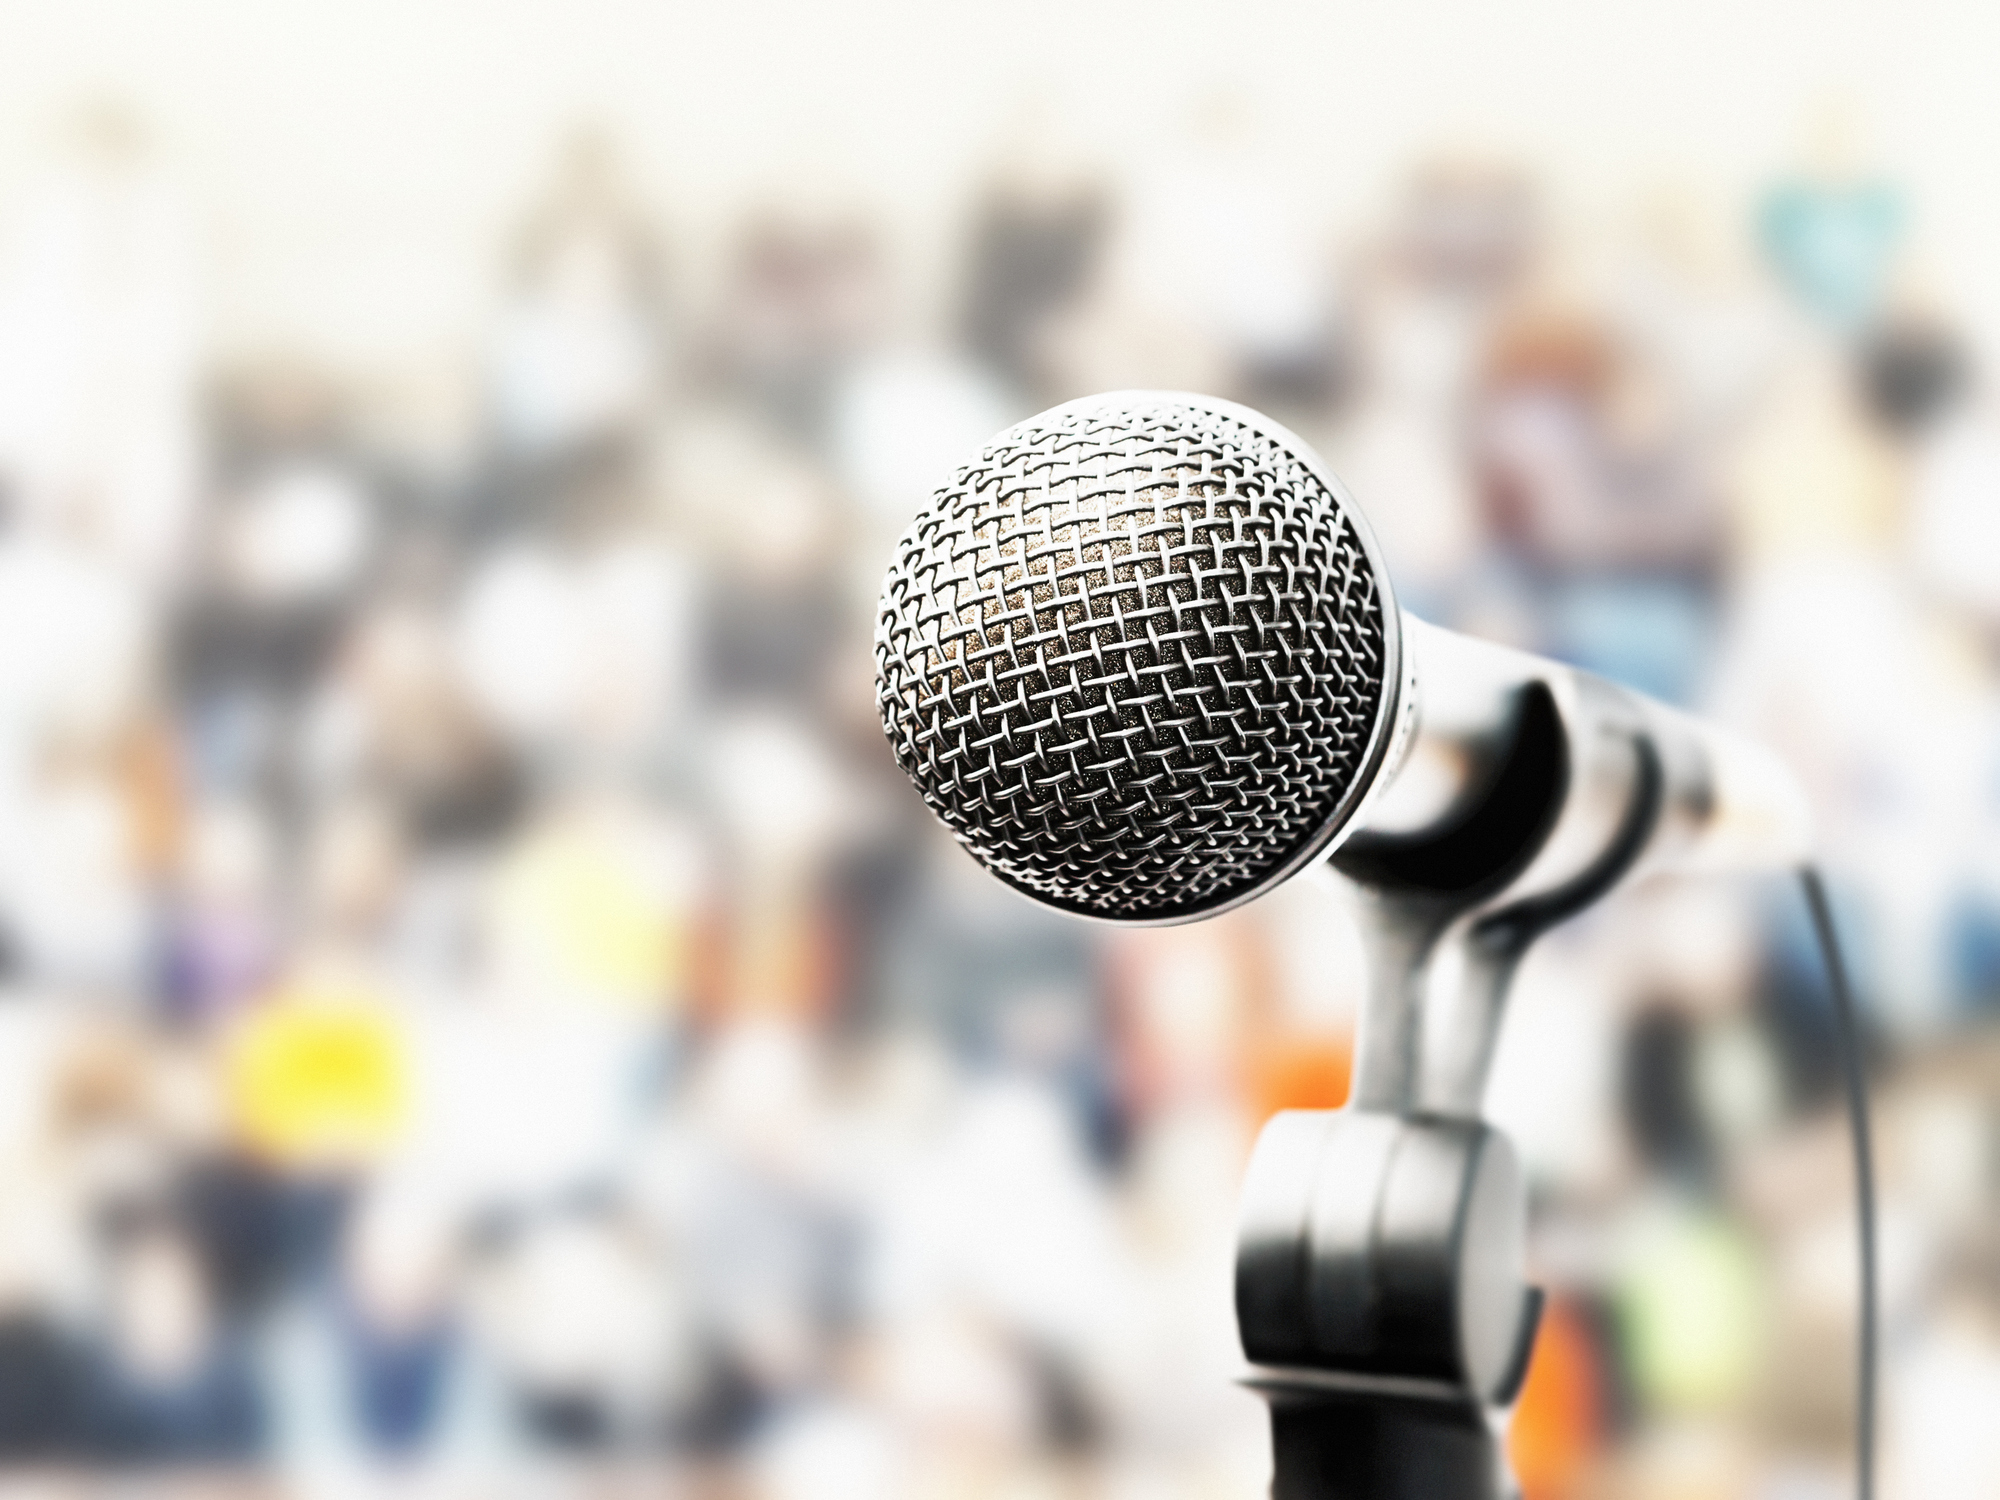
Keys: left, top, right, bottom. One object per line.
{"left": 872, "top": 389, "right": 1809, "bottom": 929}
{"left": 870, "top": 390, "right": 1869, "bottom": 1500}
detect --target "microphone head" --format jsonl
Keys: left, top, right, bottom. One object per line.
{"left": 874, "top": 391, "right": 1406, "bottom": 923}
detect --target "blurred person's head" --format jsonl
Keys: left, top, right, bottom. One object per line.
{"left": 1728, "top": 346, "right": 1904, "bottom": 560}
{"left": 510, "top": 124, "right": 662, "bottom": 305}
{"left": 42, "top": 1025, "right": 166, "bottom": 1241}
{"left": 702, "top": 709, "right": 853, "bottom": 888}
{"left": 1858, "top": 308, "right": 1970, "bottom": 438}
{"left": 214, "top": 462, "right": 377, "bottom": 609}
{"left": 1480, "top": 294, "right": 1693, "bottom": 452}
{"left": 163, "top": 799, "right": 279, "bottom": 1017}
{"left": 341, "top": 1187, "right": 459, "bottom": 1340}
{"left": 719, "top": 450, "right": 838, "bottom": 589}
{"left": 982, "top": 92, "right": 1102, "bottom": 207}
{"left": 321, "top": 595, "right": 524, "bottom": 845}
{"left": 334, "top": 595, "right": 465, "bottom": 738}
{"left": 100, "top": 1211, "right": 216, "bottom": 1387}
{"left": 1630, "top": 176, "right": 1738, "bottom": 284}
{"left": 539, "top": 439, "right": 648, "bottom": 547}
{"left": 531, "top": 127, "right": 631, "bottom": 235}
{"left": 863, "top": 1307, "right": 1040, "bottom": 1467}
{"left": 468, "top": 1201, "right": 685, "bottom": 1451}
{"left": 732, "top": 196, "right": 883, "bottom": 343}
{"left": 1392, "top": 153, "right": 1541, "bottom": 300}
{"left": 179, "top": 798, "right": 273, "bottom": 912}
{"left": 49, "top": 1017, "right": 164, "bottom": 1187}
{"left": 1480, "top": 302, "right": 1617, "bottom": 407}
{"left": 691, "top": 1018, "right": 825, "bottom": 1175}
{"left": 302, "top": 794, "right": 406, "bottom": 947}
{"left": 716, "top": 193, "right": 888, "bottom": 438}
{"left": 541, "top": 232, "right": 636, "bottom": 317}
{"left": 212, "top": 356, "right": 349, "bottom": 467}
{"left": 664, "top": 412, "right": 836, "bottom": 577}
{"left": 142, "top": 1034, "right": 231, "bottom": 1158}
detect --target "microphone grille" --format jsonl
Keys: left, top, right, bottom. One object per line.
{"left": 874, "top": 392, "right": 1396, "bottom": 922}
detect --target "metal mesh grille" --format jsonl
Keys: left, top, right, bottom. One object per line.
{"left": 874, "top": 394, "right": 1390, "bottom": 920}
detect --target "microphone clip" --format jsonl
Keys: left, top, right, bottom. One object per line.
{"left": 1233, "top": 681, "right": 1661, "bottom": 1498}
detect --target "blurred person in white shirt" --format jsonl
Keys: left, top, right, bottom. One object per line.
{"left": 707, "top": 191, "right": 890, "bottom": 451}
{"left": 955, "top": 101, "right": 1112, "bottom": 412}
{"left": 488, "top": 129, "right": 667, "bottom": 471}
{"left": 0, "top": 510, "right": 156, "bottom": 991}
{"left": 1328, "top": 157, "right": 1540, "bottom": 621}
{"left": 0, "top": 100, "right": 202, "bottom": 588}
{"left": 1117, "top": 90, "right": 1338, "bottom": 415}
{"left": 455, "top": 450, "right": 695, "bottom": 777}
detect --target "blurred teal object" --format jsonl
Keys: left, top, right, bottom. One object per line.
{"left": 1758, "top": 178, "right": 1905, "bottom": 332}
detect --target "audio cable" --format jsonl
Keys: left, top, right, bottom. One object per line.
{"left": 1800, "top": 865, "right": 1876, "bottom": 1500}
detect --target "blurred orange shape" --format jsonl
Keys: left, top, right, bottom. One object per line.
{"left": 1510, "top": 1296, "right": 1604, "bottom": 1500}
{"left": 1244, "top": 1034, "right": 1353, "bottom": 1123}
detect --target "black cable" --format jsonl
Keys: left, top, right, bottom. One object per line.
{"left": 1799, "top": 865, "right": 1877, "bottom": 1500}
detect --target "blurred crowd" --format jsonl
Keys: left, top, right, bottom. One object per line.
{"left": 0, "top": 90, "right": 1995, "bottom": 1500}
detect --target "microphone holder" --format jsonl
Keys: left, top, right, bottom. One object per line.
{"left": 1235, "top": 686, "right": 1663, "bottom": 1498}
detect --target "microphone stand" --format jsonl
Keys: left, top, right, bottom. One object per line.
{"left": 1235, "top": 686, "right": 1663, "bottom": 1499}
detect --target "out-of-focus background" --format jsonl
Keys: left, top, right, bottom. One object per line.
{"left": 0, "top": 1, "right": 1996, "bottom": 1495}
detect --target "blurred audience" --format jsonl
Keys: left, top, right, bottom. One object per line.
{"left": 0, "top": 83, "right": 1989, "bottom": 1500}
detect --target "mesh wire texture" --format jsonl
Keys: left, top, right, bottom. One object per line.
{"left": 875, "top": 394, "right": 1392, "bottom": 921}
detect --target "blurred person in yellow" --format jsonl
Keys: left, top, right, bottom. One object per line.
{"left": 227, "top": 975, "right": 409, "bottom": 1172}
{"left": 226, "top": 797, "right": 412, "bottom": 1170}
{"left": 484, "top": 781, "right": 708, "bottom": 1018}
{"left": 1727, "top": 352, "right": 1902, "bottom": 566}
{"left": 1598, "top": 1207, "right": 1774, "bottom": 1498}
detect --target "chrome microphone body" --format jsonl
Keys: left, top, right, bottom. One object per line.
{"left": 873, "top": 389, "right": 1809, "bottom": 933}
{"left": 1341, "top": 613, "right": 1811, "bottom": 907}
